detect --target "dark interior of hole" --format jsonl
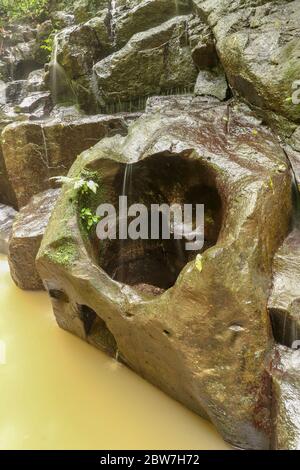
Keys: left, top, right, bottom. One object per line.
{"left": 78, "top": 305, "right": 117, "bottom": 356}
{"left": 270, "top": 308, "right": 300, "bottom": 348}
{"left": 85, "top": 155, "right": 223, "bottom": 295}
{"left": 49, "top": 289, "right": 69, "bottom": 303}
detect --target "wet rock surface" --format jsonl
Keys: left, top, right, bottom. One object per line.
{"left": 1, "top": 114, "right": 127, "bottom": 208}
{"left": 193, "top": 0, "right": 300, "bottom": 123}
{"left": 0, "top": 204, "right": 17, "bottom": 254}
{"left": 114, "top": 0, "right": 192, "bottom": 48}
{"left": 37, "top": 98, "right": 293, "bottom": 449}
{"left": 94, "top": 16, "right": 197, "bottom": 111}
{"left": 8, "top": 189, "right": 60, "bottom": 290}
{"left": 93, "top": 15, "right": 200, "bottom": 112}
{"left": 269, "top": 228, "right": 300, "bottom": 348}
{"left": 268, "top": 345, "right": 300, "bottom": 450}
{"left": 0, "top": 0, "right": 300, "bottom": 450}
{"left": 194, "top": 68, "right": 229, "bottom": 100}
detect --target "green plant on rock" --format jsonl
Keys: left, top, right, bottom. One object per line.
{"left": 40, "top": 35, "right": 54, "bottom": 59}
{"left": 80, "top": 207, "right": 100, "bottom": 231}
{"left": 50, "top": 171, "right": 102, "bottom": 233}
{"left": 49, "top": 174, "right": 99, "bottom": 197}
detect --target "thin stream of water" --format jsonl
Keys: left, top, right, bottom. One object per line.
{"left": 110, "top": 0, "right": 117, "bottom": 45}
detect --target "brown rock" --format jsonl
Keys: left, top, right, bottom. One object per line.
{"left": 8, "top": 189, "right": 60, "bottom": 290}
{"left": 37, "top": 98, "right": 292, "bottom": 449}
{"left": 0, "top": 204, "right": 17, "bottom": 254}
{"left": 268, "top": 227, "right": 300, "bottom": 347}
{"left": 0, "top": 120, "right": 17, "bottom": 208}
{"left": 268, "top": 345, "right": 300, "bottom": 450}
{"left": 1, "top": 115, "right": 127, "bottom": 208}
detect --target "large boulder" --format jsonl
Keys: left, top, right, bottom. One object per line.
{"left": 37, "top": 97, "right": 293, "bottom": 449}
{"left": 54, "top": 13, "right": 112, "bottom": 81}
{"left": 114, "top": 0, "right": 193, "bottom": 48}
{"left": 193, "top": 0, "right": 300, "bottom": 123}
{"left": 8, "top": 189, "right": 60, "bottom": 290}
{"left": 1, "top": 114, "right": 128, "bottom": 208}
{"left": 0, "top": 23, "right": 39, "bottom": 82}
{"left": 0, "top": 120, "right": 17, "bottom": 207}
{"left": 0, "top": 204, "right": 17, "bottom": 254}
{"left": 73, "top": 0, "right": 109, "bottom": 23}
{"left": 93, "top": 16, "right": 200, "bottom": 112}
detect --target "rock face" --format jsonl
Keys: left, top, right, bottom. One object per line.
{"left": 114, "top": 0, "right": 192, "bottom": 48}
{"left": 37, "top": 98, "right": 293, "bottom": 449}
{"left": 8, "top": 189, "right": 60, "bottom": 290}
{"left": 51, "top": 1, "right": 218, "bottom": 113}
{"left": 1, "top": 115, "right": 127, "bottom": 208}
{"left": 194, "top": 68, "right": 228, "bottom": 100}
{"left": 54, "top": 12, "right": 112, "bottom": 81}
{"left": 268, "top": 227, "right": 300, "bottom": 348}
{"left": 93, "top": 15, "right": 200, "bottom": 112}
{"left": 193, "top": 0, "right": 300, "bottom": 123}
{"left": 0, "top": 120, "right": 17, "bottom": 207}
{"left": 0, "top": 204, "right": 17, "bottom": 254}
{"left": 268, "top": 345, "right": 300, "bottom": 450}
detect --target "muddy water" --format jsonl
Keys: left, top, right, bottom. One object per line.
{"left": 0, "top": 255, "right": 228, "bottom": 450}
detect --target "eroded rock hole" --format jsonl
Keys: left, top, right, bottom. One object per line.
{"left": 78, "top": 305, "right": 117, "bottom": 356}
{"left": 49, "top": 289, "right": 69, "bottom": 303}
{"left": 87, "top": 155, "right": 223, "bottom": 296}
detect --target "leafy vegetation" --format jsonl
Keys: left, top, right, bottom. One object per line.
{"left": 40, "top": 35, "right": 55, "bottom": 59}
{"left": 80, "top": 207, "right": 100, "bottom": 231}
{"left": 0, "top": 0, "right": 73, "bottom": 23}
{"left": 0, "top": 0, "right": 48, "bottom": 21}
{"left": 49, "top": 174, "right": 99, "bottom": 197}
{"left": 50, "top": 170, "right": 102, "bottom": 232}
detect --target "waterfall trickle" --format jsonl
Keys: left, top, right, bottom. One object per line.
{"left": 110, "top": 0, "right": 117, "bottom": 45}
{"left": 270, "top": 165, "right": 300, "bottom": 348}
{"left": 292, "top": 169, "right": 300, "bottom": 228}
{"left": 122, "top": 163, "right": 133, "bottom": 200}
{"left": 50, "top": 32, "right": 75, "bottom": 105}
{"left": 117, "top": 163, "right": 133, "bottom": 283}
{"left": 50, "top": 34, "right": 60, "bottom": 103}
{"left": 40, "top": 125, "right": 49, "bottom": 169}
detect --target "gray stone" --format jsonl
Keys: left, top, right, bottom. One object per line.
{"left": 8, "top": 189, "right": 60, "bottom": 290}
{"left": 0, "top": 204, "right": 17, "bottom": 254}
{"left": 5, "top": 80, "right": 27, "bottom": 105}
{"left": 194, "top": 68, "right": 228, "bottom": 100}
{"left": 25, "top": 69, "right": 47, "bottom": 93}
{"left": 18, "top": 91, "right": 52, "bottom": 114}
{"left": 193, "top": 0, "right": 300, "bottom": 123}
{"left": 114, "top": 0, "right": 192, "bottom": 48}
{"left": 93, "top": 16, "right": 199, "bottom": 112}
